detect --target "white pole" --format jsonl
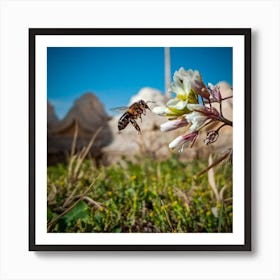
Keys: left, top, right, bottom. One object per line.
{"left": 164, "top": 47, "right": 171, "bottom": 98}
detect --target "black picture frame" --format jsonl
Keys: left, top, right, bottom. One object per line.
{"left": 29, "top": 28, "right": 251, "bottom": 251}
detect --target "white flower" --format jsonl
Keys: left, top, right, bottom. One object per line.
{"left": 169, "top": 131, "right": 198, "bottom": 150}
{"left": 169, "top": 135, "right": 185, "bottom": 149}
{"left": 160, "top": 118, "right": 189, "bottom": 132}
{"left": 169, "top": 67, "right": 201, "bottom": 103}
{"left": 152, "top": 106, "right": 174, "bottom": 116}
{"left": 173, "top": 68, "right": 201, "bottom": 92}
{"left": 185, "top": 111, "right": 208, "bottom": 132}
{"left": 166, "top": 98, "right": 188, "bottom": 110}
{"left": 152, "top": 98, "right": 189, "bottom": 116}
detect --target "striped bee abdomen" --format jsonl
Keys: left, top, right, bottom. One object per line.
{"left": 118, "top": 112, "right": 131, "bottom": 131}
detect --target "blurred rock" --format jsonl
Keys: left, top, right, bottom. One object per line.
{"left": 47, "top": 93, "right": 113, "bottom": 165}
{"left": 47, "top": 101, "right": 59, "bottom": 129}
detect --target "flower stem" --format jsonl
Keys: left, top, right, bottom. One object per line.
{"left": 205, "top": 95, "right": 233, "bottom": 104}
{"left": 220, "top": 116, "right": 233, "bottom": 127}
{"left": 216, "top": 123, "right": 227, "bottom": 133}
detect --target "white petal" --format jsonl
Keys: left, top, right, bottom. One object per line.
{"left": 208, "top": 83, "right": 215, "bottom": 90}
{"left": 168, "top": 135, "right": 185, "bottom": 149}
{"left": 179, "top": 67, "right": 189, "bottom": 75}
{"left": 167, "top": 99, "right": 188, "bottom": 110}
{"left": 185, "top": 111, "right": 200, "bottom": 122}
{"left": 173, "top": 67, "right": 188, "bottom": 82}
{"left": 182, "top": 78, "right": 191, "bottom": 93}
{"left": 175, "top": 100, "right": 188, "bottom": 110}
{"left": 160, "top": 118, "right": 188, "bottom": 132}
{"left": 166, "top": 98, "right": 178, "bottom": 107}
{"left": 193, "top": 70, "right": 202, "bottom": 81}
{"left": 187, "top": 104, "right": 205, "bottom": 111}
{"left": 169, "top": 83, "right": 185, "bottom": 96}
{"left": 185, "top": 111, "right": 207, "bottom": 131}
{"left": 152, "top": 106, "right": 168, "bottom": 115}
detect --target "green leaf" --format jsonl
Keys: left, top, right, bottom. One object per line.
{"left": 63, "top": 201, "right": 91, "bottom": 226}
{"left": 113, "top": 226, "right": 122, "bottom": 233}
{"left": 47, "top": 207, "right": 53, "bottom": 222}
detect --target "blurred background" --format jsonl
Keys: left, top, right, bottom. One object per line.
{"left": 47, "top": 47, "right": 233, "bottom": 165}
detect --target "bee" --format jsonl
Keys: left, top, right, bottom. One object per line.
{"left": 111, "top": 100, "right": 152, "bottom": 134}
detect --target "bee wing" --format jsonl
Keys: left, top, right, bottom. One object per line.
{"left": 110, "top": 106, "right": 129, "bottom": 114}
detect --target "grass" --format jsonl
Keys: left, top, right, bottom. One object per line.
{"left": 47, "top": 153, "right": 232, "bottom": 233}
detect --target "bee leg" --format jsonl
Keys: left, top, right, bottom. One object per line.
{"left": 130, "top": 119, "right": 141, "bottom": 135}
{"left": 134, "top": 109, "right": 143, "bottom": 122}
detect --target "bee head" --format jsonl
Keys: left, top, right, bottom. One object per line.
{"left": 139, "top": 100, "right": 150, "bottom": 110}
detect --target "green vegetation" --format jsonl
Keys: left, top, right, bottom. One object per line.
{"left": 47, "top": 154, "right": 232, "bottom": 233}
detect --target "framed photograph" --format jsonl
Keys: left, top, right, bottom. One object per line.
{"left": 29, "top": 28, "right": 251, "bottom": 251}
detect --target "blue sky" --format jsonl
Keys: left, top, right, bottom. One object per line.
{"left": 47, "top": 47, "right": 232, "bottom": 119}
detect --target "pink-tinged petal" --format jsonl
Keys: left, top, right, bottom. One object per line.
{"left": 169, "top": 131, "right": 198, "bottom": 149}
{"left": 210, "top": 86, "right": 222, "bottom": 102}
{"left": 199, "top": 87, "right": 210, "bottom": 99}
{"left": 187, "top": 104, "right": 220, "bottom": 119}
{"left": 169, "top": 135, "right": 185, "bottom": 149}
{"left": 160, "top": 118, "right": 189, "bottom": 132}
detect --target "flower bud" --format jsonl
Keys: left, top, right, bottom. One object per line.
{"left": 199, "top": 87, "right": 210, "bottom": 99}
{"left": 208, "top": 83, "right": 222, "bottom": 102}
{"left": 160, "top": 118, "right": 189, "bottom": 132}
{"left": 204, "top": 130, "right": 219, "bottom": 145}
{"left": 169, "top": 131, "right": 198, "bottom": 150}
{"left": 187, "top": 104, "right": 220, "bottom": 119}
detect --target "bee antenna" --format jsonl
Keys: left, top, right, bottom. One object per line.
{"left": 146, "top": 100, "right": 156, "bottom": 104}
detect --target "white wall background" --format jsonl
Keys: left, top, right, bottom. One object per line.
{"left": 0, "top": 0, "right": 279, "bottom": 279}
